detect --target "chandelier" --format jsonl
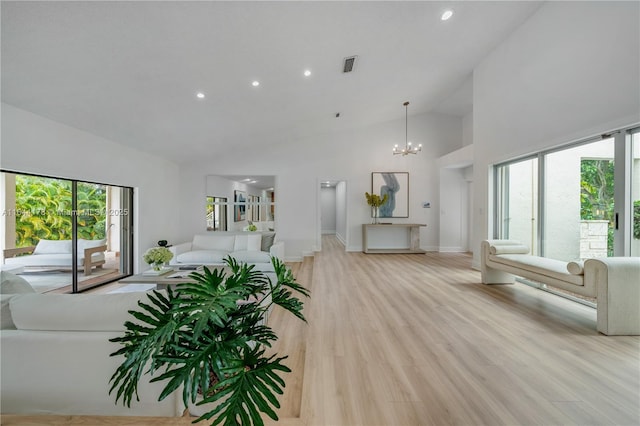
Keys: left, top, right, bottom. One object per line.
{"left": 393, "top": 101, "right": 422, "bottom": 156}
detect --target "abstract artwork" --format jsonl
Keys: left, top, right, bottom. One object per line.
{"left": 371, "top": 172, "right": 409, "bottom": 218}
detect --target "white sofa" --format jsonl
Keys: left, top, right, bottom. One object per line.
{"left": 0, "top": 279, "right": 185, "bottom": 416}
{"left": 481, "top": 239, "right": 640, "bottom": 335}
{"left": 169, "top": 231, "right": 283, "bottom": 271}
{"left": 3, "top": 239, "right": 107, "bottom": 276}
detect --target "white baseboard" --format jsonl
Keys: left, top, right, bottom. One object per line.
{"left": 438, "top": 246, "right": 467, "bottom": 253}
{"left": 421, "top": 246, "right": 439, "bottom": 252}
{"left": 321, "top": 230, "right": 336, "bottom": 235}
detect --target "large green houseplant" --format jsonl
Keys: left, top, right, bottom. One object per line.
{"left": 109, "top": 256, "right": 309, "bottom": 425}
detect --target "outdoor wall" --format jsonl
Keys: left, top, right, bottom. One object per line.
{"left": 472, "top": 1, "right": 640, "bottom": 268}
{"left": 0, "top": 103, "right": 181, "bottom": 272}
{"left": 177, "top": 112, "right": 462, "bottom": 261}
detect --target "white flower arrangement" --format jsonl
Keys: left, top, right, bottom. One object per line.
{"left": 143, "top": 247, "right": 173, "bottom": 266}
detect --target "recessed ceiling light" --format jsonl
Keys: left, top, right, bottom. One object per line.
{"left": 196, "top": 92, "right": 205, "bottom": 99}
{"left": 252, "top": 81, "right": 260, "bottom": 87}
{"left": 304, "top": 69, "right": 311, "bottom": 77}
{"left": 441, "top": 10, "right": 453, "bottom": 21}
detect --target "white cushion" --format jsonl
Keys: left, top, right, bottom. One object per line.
{"left": 1, "top": 294, "right": 18, "bottom": 329}
{"left": 177, "top": 250, "right": 228, "bottom": 264}
{"left": 33, "top": 239, "right": 72, "bottom": 255}
{"left": 9, "top": 291, "right": 165, "bottom": 331}
{"left": 490, "top": 254, "right": 584, "bottom": 286}
{"left": 233, "top": 234, "right": 262, "bottom": 252}
{"left": 231, "top": 250, "right": 271, "bottom": 264}
{"left": 0, "top": 270, "right": 37, "bottom": 330}
{"left": 1, "top": 272, "right": 36, "bottom": 294}
{"left": 192, "top": 235, "right": 235, "bottom": 251}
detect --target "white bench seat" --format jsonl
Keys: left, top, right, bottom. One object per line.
{"left": 481, "top": 239, "right": 640, "bottom": 335}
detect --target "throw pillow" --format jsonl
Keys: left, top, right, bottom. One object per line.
{"left": 261, "top": 232, "right": 276, "bottom": 252}
{"left": 567, "top": 261, "right": 585, "bottom": 275}
{"left": 489, "top": 244, "right": 530, "bottom": 255}
{"left": 233, "top": 234, "right": 261, "bottom": 252}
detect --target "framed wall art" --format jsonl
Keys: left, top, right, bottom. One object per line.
{"left": 234, "top": 190, "right": 246, "bottom": 222}
{"left": 371, "top": 172, "right": 409, "bottom": 218}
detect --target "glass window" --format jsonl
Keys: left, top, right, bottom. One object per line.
{"left": 495, "top": 157, "right": 538, "bottom": 253}
{"left": 206, "top": 196, "right": 228, "bottom": 231}
{"left": 544, "top": 138, "right": 614, "bottom": 261}
{"left": 1, "top": 171, "right": 133, "bottom": 293}
{"left": 494, "top": 127, "right": 637, "bottom": 263}
{"left": 631, "top": 130, "right": 640, "bottom": 256}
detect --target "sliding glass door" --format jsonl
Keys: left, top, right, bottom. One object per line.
{"left": 1, "top": 171, "right": 133, "bottom": 293}
{"left": 631, "top": 130, "right": 640, "bottom": 256}
{"left": 544, "top": 137, "right": 615, "bottom": 261}
{"left": 494, "top": 126, "right": 637, "bottom": 261}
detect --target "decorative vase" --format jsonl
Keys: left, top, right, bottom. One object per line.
{"left": 372, "top": 206, "right": 379, "bottom": 224}
{"left": 152, "top": 263, "right": 163, "bottom": 271}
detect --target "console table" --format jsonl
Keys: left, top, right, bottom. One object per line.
{"left": 362, "top": 223, "right": 426, "bottom": 254}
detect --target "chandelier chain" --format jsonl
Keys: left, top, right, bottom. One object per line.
{"left": 393, "top": 101, "right": 422, "bottom": 156}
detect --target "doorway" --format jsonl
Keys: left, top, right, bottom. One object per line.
{"left": 317, "top": 179, "right": 347, "bottom": 251}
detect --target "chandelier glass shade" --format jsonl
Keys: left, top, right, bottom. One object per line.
{"left": 393, "top": 101, "right": 422, "bottom": 156}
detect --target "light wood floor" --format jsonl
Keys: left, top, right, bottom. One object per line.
{"left": 3, "top": 236, "right": 639, "bottom": 425}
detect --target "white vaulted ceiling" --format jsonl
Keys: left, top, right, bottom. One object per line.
{"left": 1, "top": 1, "right": 542, "bottom": 163}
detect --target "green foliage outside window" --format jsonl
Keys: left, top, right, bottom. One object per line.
{"left": 15, "top": 175, "right": 107, "bottom": 247}
{"left": 634, "top": 200, "right": 640, "bottom": 240}
{"left": 580, "top": 159, "right": 614, "bottom": 255}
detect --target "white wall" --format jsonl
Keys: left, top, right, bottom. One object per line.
{"left": 178, "top": 112, "right": 462, "bottom": 260}
{"left": 472, "top": 1, "right": 640, "bottom": 267}
{"left": 462, "top": 112, "right": 473, "bottom": 147}
{"left": 320, "top": 187, "right": 337, "bottom": 234}
{"left": 335, "top": 181, "right": 347, "bottom": 245}
{"left": 438, "top": 168, "right": 469, "bottom": 252}
{"left": 0, "top": 103, "right": 181, "bottom": 272}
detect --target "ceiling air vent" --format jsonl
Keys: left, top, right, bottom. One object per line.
{"left": 343, "top": 55, "right": 357, "bottom": 73}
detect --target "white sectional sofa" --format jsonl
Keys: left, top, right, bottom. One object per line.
{"left": 0, "top": 281, "right": 184, "bottom": 416}
{"left": 169, "top": 231, "right": 283, "bottom": 271}
{"left": 3, "top": 238, "right": 107, "bottom": 276}
{"left": 481, "top": 239, "right": 640, "bottom": 335}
